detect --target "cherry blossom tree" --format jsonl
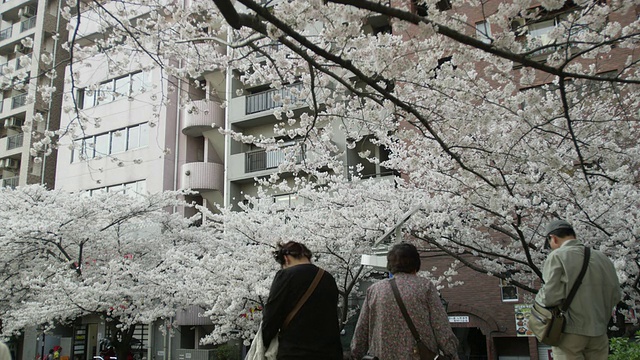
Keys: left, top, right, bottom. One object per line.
{"left": 190, "top": 178, "right": 407, "bottom": 344}
{"left": 207, "top": 0, "right": 640, "bottom": 307}
{"left": 0, "top": 185, "right": 197, "bottom": 360}
{"left": 12, "top": 0, "right": 640, "bottom": 344}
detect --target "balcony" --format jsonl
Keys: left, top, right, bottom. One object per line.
{"left": 20, "top": 16, "right": 36, "bottom": 32}
{"left": 181, "top": 99, "right": 225, "bottom": 137}
{"left": 1, "top": 176, "right": 19, "bottom": 189}
{"left": 245, "top": 145, "right": 304, "bottom": 173}
{"left": 246, "top": 82, "right": 303, "bottom": 115}
{"left": 0, "top": 27, "right": 12, "bottom": 41}
{"left": 11, "top": 93, "right": 28, "bottom": 109}
{"left": 181, "top": 162, "right": 224, "bottom": 192}
{"left": 7, "top": 132, "right": 23, "bottom": 150}
{"left": 174, "top": 349, "right": 215, "bottom": 360}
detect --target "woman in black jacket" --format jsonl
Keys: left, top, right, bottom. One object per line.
{"left": 262, "top": 241, "right": 343, "bottom": 360}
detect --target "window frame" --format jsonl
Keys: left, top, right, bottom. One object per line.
{"left": 499, "top": 278, "right": 519, "bottom": 302}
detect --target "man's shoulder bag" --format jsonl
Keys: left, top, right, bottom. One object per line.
{"left": 528, "top": 247, "right": 590, "bottom": 346}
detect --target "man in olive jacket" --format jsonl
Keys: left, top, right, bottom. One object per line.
{"left": 535, "top": 220, "right": 621, "bottom": 360}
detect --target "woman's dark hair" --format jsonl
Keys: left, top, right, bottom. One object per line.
{"left": 386, "top": 243, "right": 421, "bottom": 274}
{"left": 273, "top": 241, "right": 312, "bottom": 265}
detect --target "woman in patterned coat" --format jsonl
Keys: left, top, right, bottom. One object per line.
{"left": 351, "top": 243, "right": 459, "bottom": 360}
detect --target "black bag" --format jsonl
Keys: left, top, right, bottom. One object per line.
{"left": 529, "top": 247, "right": 590, "bottom": 346}
{"left": 416, "top": 340, "right": 438, "bottom": 360}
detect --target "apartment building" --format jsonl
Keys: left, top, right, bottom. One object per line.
{"left": 0, "top": 0, "right": 66, "bottom": 190}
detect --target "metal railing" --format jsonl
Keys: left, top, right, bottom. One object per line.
{"left": 0, "top": 27, "right": 12, "bottom": 41}
{"left": 2, "top": 176, "right": 19, "bottom": 189}
{"left": 245, "top": 82, "right": 303, "bottom": 115}
{"left": 245, "top": 145, "right": 304, "bottom": 173}
{"left": 7, "top": 133, "right": 23, "bottom": 150}
{"left": 20, "top": 16, "right": 37, "bottom": 32}
{"left": 11, "top": 93, "right": 28, "bottom": 109}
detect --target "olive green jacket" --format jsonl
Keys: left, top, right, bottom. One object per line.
{"left": 535, "top": 239, "right": 621, "bottom": 337}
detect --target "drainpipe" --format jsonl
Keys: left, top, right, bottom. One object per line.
{"left": 173, "top": 60, "right": 182, "bottom": 214}
{"left": 222, "top": 30, "right": 233, "bottom": 207}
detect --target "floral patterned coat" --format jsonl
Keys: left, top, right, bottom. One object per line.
{"left": 351, "top": 273, "right": 459, "bottom": 360}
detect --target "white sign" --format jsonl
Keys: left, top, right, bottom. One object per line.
{"left": 448, "top": 316, "right": 469, "bottom": 323}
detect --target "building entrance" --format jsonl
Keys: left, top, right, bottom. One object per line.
{"left": 453, "top": 327, "right": 488, "bottom": 360}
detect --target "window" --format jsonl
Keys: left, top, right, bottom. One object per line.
{"left": 89, "top": 180, "right": 147, "bottom": 197}
{"left": 475, "top": 21, "right": 492, "bottom": 44}
{"left": 127, "top": 125, "right": 140, "bottom": 150}
{"left": 110, "top": 130, "right": 126, "bottom": 154}
{"left": 78, "top": 71, "right": 152, "bottom": 109}
{"left": 94, "top": 133, "right": 110, "bottom": 157}
{"left": 139, "top": 122, "right": 149, "bottom": 147}
{"left": 81, "top": 90, "right": 94, "bottom": 109}
{"left": 72, "top": 139, "right": 90, "bottom": 162}
{"left": 274, "top": 193, "right": 302, "bottom": 208}
{"left": 500, "top": 278, "right": 519, "bottom": 302}
{"left": 113, "top": 75, "right": 131, "bottom": 99}
{"left": 96, "top": 82, "right": 114, "bottom": 105}
{"left": 514, "top": 3, "right": 579, "bottom": 55}
{"left": 412, "top": 0, "right": 451, "bottom": 16}
{"left": 71, "top": 123, "right": 149, "bottom": 162}
{"left": 131, "top": 71, "right": 152, "bottom": 95}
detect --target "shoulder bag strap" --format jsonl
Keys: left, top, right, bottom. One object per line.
{"left": 390, "top": 277, "right": 432, "bottom": 344}
{"left": 560, "top": 247, "right": 590, "bottom": 312}
{"left": 282, "top": 268, "right": 325, "bottom": 330}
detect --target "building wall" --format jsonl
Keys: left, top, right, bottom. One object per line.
{"left": 55, "top": 61, "right": 179, "bottom": 194}
{"left": 0, "top": 0, "right": 67, "bottom": 190}
{"left": 425, "top": 252, "right": 537, "bottom": 359}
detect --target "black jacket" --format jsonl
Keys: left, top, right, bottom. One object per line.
{"left": 262, "top": 263, "right": 342, "bottom": 360}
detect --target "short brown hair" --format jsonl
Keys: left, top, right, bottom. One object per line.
{"left": 386, "top": 243, "right": 421, "bottom": 274}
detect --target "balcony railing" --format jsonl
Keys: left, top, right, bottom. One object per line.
{"left": 20, "top": 17, "right": 37, "bottom": 32}
{"left": 245, "top": 145, "right": 304, "bottom": 173}
{"left": 7, "top": 133, "right": 23, "bottom": 150}
{"left": 11, "top": 93, "right": 28, "bottom": 109}
{"left": 2, "top": 176, "right": 19, "bottom": 189}
{"left": 246, "top": 82, "right": 303, "bottom": 115}
{"left": 0, "top": 27, "right": 12, "bottom": 41}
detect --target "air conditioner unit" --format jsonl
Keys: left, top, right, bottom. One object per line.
{"left": 4, "top": 117, "right": 22, "bottom": 128}
{"left": 5, "top": 158, "right": 19, "bottom": 169}
{"left": 18, "top": 6, "right": 36, "bottom": 17}
{"left": 14, "top": 44, "right": 25, "bottom": 54}
{"left": 0, "top": 158, "right": 19, "bottom": 170}
{"left": 511, "top": 18, "right": 528, "bottom": 36}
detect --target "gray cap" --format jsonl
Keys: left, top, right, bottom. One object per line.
{"left": 544, "top": 219, "right": 573, "bottom": 236}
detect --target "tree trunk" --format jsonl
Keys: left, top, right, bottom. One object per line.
{"left": 106, "top": 321, "right": 136, "bottom": 360}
